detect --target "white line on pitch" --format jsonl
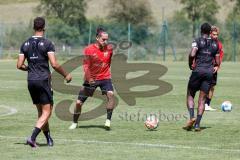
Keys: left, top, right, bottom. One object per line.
{"left": 0, "top": 135, "right": 239, "bottom": 153}
{"left": 0, "top": 105, "right": 18, "bottom": 117}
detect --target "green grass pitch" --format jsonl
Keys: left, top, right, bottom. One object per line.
{"left": 0, "top": 60, "right": 240, "bottom": 160}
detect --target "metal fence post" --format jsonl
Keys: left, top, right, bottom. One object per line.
{"left": 88, "top": 23, "right": 92, "bottom": 45}
{"left": 0, "top": 22, "right": 3, "bottom": 59}
{"left": 232, "top": 22, "right": 237, "bottom": 62}
{"left": 128, "top": 22, "right": 131, "bottom": 60}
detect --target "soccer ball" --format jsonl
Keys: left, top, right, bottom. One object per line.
{"left": 221, "top": 101, "right": 232, "bottom": 112}
{"left": 144, "top": 115, "right": 159, "bottom": 130}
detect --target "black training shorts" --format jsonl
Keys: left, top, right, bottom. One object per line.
{"left": 188, "top": 71, "right": 213, "bottom": 96}
{"left": 28, "top": 79, "right": 53, "bottom": 105}
{"left": 78, "top": 79, "right": 114, "bottom": 103}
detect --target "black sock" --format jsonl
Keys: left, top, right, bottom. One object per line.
{"left": 43, "top": 130, "right": 51, "bottom": 139}
{"left": 188, "top": 108, "right": 194, "bottom": 119}
{"left": 31, "top": 127, "right": 41, "bottom": 141}
{"left": 195, "top": 115, "right": 202, "bottom": 127}
{"left": 205, "top": 97, "right": 211, "bottom": 106}
{"left": 107, "top": 109, "right": 113, "bottom": 120}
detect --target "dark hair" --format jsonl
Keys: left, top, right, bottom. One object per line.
{"left": 200, "top": 23, "right": 211, "bottom": 35}
{"left": 33, "top": 17, "right": 45, "bottom": 31}
{"left": 96, "top": 27, "right": 105, "bottom": 37}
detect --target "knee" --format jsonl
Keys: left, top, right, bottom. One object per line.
{"left": 107, "top": 91, "right": 114, "bottom": 98}
{"left": 106, "top": 91, "right": 115, "bottom": 109}
{"left": 76, "top": 100, "right": 83, "bottom": 106}
{"left": 198, "top": 98, "right": 205, "bottom": 106}
{"left": 42, "top": 110, "right": 52, "bottom": 119}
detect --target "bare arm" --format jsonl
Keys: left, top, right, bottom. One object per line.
{"left": 219, "top": 41, "right": 224, "bottom": 65}
{"left": 213, "top": 54, "right": 220, "bottom": 73}
{"left": 17, "top": 54, "right": 28, "bottom": 71}
{"left": 188, "top": 47, "right": 198, "bottom": 70}
{"left": 213, "top": 41, "right": 221, "bottom": 73}
{"left": 48, "top": 52, "right": 72, "bottom": 83}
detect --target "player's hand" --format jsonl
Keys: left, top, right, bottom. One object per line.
{"left": 191, "top": 63, "right": 196, "bottom": 70}
{"left": 213, "top": 66, "right": 219, "bottom": 73}
{"left": 65, "top": 74, "right": 72, "bottom": 83}
{"left": 191, "top": 59, "right": 196, "bottom": 70}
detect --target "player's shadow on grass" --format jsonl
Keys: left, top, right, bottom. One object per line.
{"left": 199, "top": 126, "right": 211, "bottom": 130}
{"left": 183, "top": 126, "right": 212, "bottom": 132}
{"left": 145, "top": 129, "right": 158, "bottom": 132}
{"left": 14, "top": 142, "right": 49, "bottom": 147}
{"left": 78, "top": 125, "right": 107, "bottom": 130}
{"left": 36, "top": 143, "right": 48, "bottom": 147}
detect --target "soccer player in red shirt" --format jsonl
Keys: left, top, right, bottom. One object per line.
{"left": 205, "top": 26, "right": 224, "bottom": 111}
{"left": 69, "top": 27, "right": 115, "bottom": 130}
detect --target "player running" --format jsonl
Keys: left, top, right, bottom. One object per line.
{"left": 17, "top": 17, "right": 72, "bottom": 148}
{"left": 204, "top": 26, "right": 224, "bottom": 111}
{"left": 183, "top": 23, "right": 220, "bottom": 131}
{"left": 69, "top": 27, "right": 115, "bottom": 130}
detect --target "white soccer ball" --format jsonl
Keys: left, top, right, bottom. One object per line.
{"left": 144, "top": 115, "right": 159, "bottom": 130}
{"left": 221, "top": 101, "right": 232, "bottom": 112}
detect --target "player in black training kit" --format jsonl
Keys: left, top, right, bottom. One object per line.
{"left": 17, "top": 17, "right": 72, "bottom": 148}
{"left": 183, "top": 23, "right": 220, "bottom": 132}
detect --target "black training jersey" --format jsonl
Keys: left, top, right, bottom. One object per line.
{"left": 19, "top": 36, "right": 55, "bottom": 80}
{"left": 191, "top": 36, "right": 219, "bottom": 73}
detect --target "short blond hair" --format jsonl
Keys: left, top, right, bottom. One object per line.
{"left": 211, "top": 25, "right": 220, "bottom": 34}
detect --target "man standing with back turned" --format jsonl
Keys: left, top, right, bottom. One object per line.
{"left": 17, "top": 17, "right": 72, "bottom": 148}
{"left": 183, "top": 23, "right": 220, "bottom": 132}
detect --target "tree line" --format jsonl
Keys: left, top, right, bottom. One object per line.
{"left": 2, "top": 0, "right": 240, "bottom": 60}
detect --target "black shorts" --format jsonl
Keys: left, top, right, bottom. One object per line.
{"left": 78, "top": 79, "right": 114, "bottom": 103}
{"left": 187, "top": 71, "right": 213, "bottom": 96}
{"left": 211, "top": 72, "right": 218, "bottom": 86}
{"left": 28, "top": 80, "right": 53, "bottom": 105}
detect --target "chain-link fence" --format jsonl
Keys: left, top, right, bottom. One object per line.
{"left": 0, "top": 21, "right": 239, "bottom": 61}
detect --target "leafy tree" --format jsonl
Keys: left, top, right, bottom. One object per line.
{"left": 37, "top": 0, "right": 87, "bottom": 32}
{"left": 225, "top": 0, "right": 240, "bottom": 60}
{"left": 47, "top": 18, "right": 80, "bottom": 45}
{"left": 107, "top": 0, "right": 154, "bottom": 26}
{"left": 169, "top": 11, "right": 191, "bottom": 36}
{"left": 231, "top": 0, "right": 240, "bottom": 14}
{"left": 3, "top": 23, "right": 32, "bottom": 48}
{"left": 227, "top": 0, "right": 240, "bottom": 22}
{"left": 179, "top": 0, "right": 220, "bottom": 37}
{"left": 168, "top": 11, "right": 192, "bottom": 48}
{"left": 107, "top": 0, "right": 155, "bottom": 45}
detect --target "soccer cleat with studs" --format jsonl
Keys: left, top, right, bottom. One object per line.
{"left": 104, "top": 119, "right": 111, "bottom": 130}
{"left": 194, "top": 124, "right": 201, "bottom": 132}
{"left": 26, "top": 137, "right": 38, "bottom": 148}
{"left": 183, "top": 118, "right": 196, "bottom": 131}
{"left": 69, "top": 123, "right": 78, "bottom": 130}
{"left": 46, "top": 136, "right": 54, "bottom": 147}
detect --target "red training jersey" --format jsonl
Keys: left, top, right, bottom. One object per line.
{"left": 83, "top": 44, "right": 113, "bottom": 81}
{"left": 217, "top": 40, "right": 224, "bottom": 65}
